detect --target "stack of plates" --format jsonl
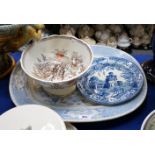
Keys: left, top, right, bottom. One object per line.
{"left": 9, "top": 45, "right": 147, "bottom": 123}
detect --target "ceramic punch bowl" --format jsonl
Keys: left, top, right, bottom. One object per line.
{"left": 21, "top": 35, "right": 93, "bottom": 96}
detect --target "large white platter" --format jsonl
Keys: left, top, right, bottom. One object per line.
{"left": 9, "top": 45, "right": 147, "bottom": 123}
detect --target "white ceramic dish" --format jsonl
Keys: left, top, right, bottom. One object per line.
{"left": 65, "top": 123, "right": 77, "bottom": 130}
{"left": 0, "top": 105, "right": 66, "bottom": 130}
{"left": 9, "top": 45, "right": 147, "bottom": 123}
{"left": 141, "top": 110, "right": 155, "bottom": 130}
{"left": 20, "top": 35, "right": 93, "bottom": 96}
{"left": 117, "top": 33, "right": 132, "bottom": 48}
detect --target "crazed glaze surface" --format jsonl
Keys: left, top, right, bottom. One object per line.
{"left": 20, "top": 35, "right": 93, "bottom": 96}
{"left": 33, "top": 49, "right": 84, "bottom": 82}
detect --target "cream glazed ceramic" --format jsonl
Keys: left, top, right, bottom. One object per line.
{"left": 81, "top": 36, "right": 96, "bottom": 45}
{"left": 59, "top": 25, "right": 76, "bottom": 36}
{"left": 95, "top": 30, "right": 111, "bottom": 43}
{"left": 117, "top": 33, "right": 132, "bottom": 48}
{"left": 107, "top": 36, "right": 117, "bottom": 48}
{"left": 20, "top": 35, "right": 93, "bottom": 96}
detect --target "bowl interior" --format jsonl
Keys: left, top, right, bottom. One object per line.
{"left": 21, "top": 35, "right": 93, "bottom": 82}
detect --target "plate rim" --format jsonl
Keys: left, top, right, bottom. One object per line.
{"left": 9, "top": 45, "right": 147, "bottom": 123}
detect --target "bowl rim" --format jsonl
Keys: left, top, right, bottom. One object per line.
{"left": 141, "top": 110, "right": 155, "bottom": 130}
{"left": 20, "top": 35, "right": 94, "bottom": 84}
{"left": 0, "top": 104, "right": 66, "bottom": 130}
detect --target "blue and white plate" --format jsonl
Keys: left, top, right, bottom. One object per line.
{"left": 77, "top": 57, "right": 144, "bottom": 105}
{"left": 9, "top": 45, "right": 147, "bottom": 122}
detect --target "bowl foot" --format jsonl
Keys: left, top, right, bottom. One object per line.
{"left": 43, "top": 84, "right": 76, "bottom": 97}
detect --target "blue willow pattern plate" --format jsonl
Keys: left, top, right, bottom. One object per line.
{"left": 9, "top": 45, "right": 147, "bottom": 122}
{"left": 77, "top": 57, "right": 144, "bottom": 105}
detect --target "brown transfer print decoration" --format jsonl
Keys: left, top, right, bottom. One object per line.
{"left": 33, "top": 49, "right": 85, "bottom": 82}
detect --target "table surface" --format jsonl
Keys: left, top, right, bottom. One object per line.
{"left": 0, "top": 52, "right": 155, "bottom": 130}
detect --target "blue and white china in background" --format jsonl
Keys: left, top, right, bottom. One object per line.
{"left": 77, "top": 57, "right": 144, "bottom": 105}
{"left": 141, "top": 110, "right": 155, "bottom": 130}
{"left": 9, "top": 45, "right": 147, "bottom": 122}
